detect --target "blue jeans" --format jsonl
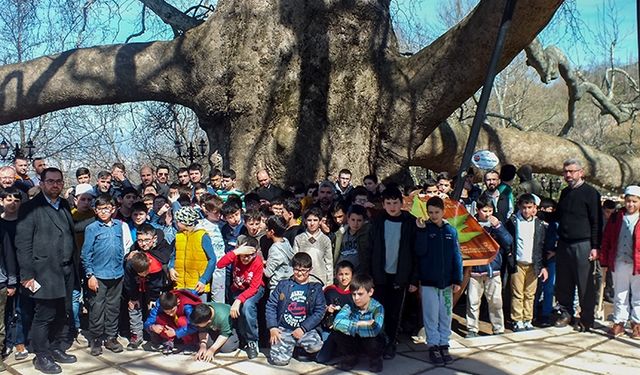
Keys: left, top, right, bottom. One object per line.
{"left": 421, "top": 286, "right": 452, "bottom": 347}
{"left": 540, "top": 259, "right": 556, "bottom": 318}
{"left": 71, "top": 289, "right": 82, "bottom": 331}
{"left": 233, "top": 286, "right": 264, "bottom": 342}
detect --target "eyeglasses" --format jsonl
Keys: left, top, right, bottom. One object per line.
{"left": 95, "top": 207, "right": 113, "bottom": 213}
{"left": 137, "top": 238, "right": 154, "bottom": 244}
{"left": 563, "top": 169, "right": 582, "bottom": 174}
{"left": 293, "top": 268, "right": 311, "bottom": 274}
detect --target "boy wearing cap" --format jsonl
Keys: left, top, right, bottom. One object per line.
{"left": 170, "top": 207, "right": 217, "bottom": 302}
{"left": 601, "top": 185, "right": 640, "bottom": 339}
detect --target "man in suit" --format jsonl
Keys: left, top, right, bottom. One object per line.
{"left": 15, "top": 167, "right": 78, "bottom": 374}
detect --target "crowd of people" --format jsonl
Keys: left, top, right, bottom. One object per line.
{"left": 0, "top": 155, "right": 636, "bottom": 375}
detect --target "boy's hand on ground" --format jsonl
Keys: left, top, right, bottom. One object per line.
{"left": 195, "top": 346, "right": 207, "bottom": 361}
{"left": 202, "top": 348, "right": 216, "bottom": 362}
{"left": 269, "top": 328, "right": 282, "bottom": 345}
{"left": 194, "top": 282, "right": 206, "bottom": 293}
{"left": 150, "top": 324, "right": 164, "bottom": 334}
{"left": 230, "top": 299, "right": 242, "bottom": 319}
{"left": 539, "top": 268, "right": 549, "bottom": 282}
{"left": 163, "top": 326, "right": 176, "bottom": 338}
{"left": 169, "top": 268, "right": 179, "bottom": 281}
{"left": 408, "top": 284, "right": 418, "bottom": 293}
{"left": 87, "top": 276, "right": 99, "bottom": 292}
{"left": 292, "top": 328, "right": 304, "bottom": 339}
{"left": 452, "top": 284, "right": 461, "bottom": 293}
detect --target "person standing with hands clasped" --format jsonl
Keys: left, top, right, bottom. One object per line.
{"left": 415, "top": 197, "right": 463, "bottom": 366}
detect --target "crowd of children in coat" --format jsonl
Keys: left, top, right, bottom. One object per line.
{"left": 0, "top": 160, "right": 639, "bottom": 374}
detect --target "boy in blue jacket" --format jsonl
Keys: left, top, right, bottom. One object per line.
{"left": 266, "top": 252, "right": 325, "bottom": 366}
{"left": 465, "top": 196, "right": 513, "bottom": 338}
{"left": 415, "top": 196, "right": 463, "bottom": 366}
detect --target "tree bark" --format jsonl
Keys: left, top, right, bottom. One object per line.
{"left": 0, "top": 0, "right": 582, "bottom": 188}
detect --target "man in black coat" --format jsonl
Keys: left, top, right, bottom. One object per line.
{"left": 15, "top": 167, "right": 79, "bottom": 374}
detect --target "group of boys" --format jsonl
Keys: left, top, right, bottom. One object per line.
{"left": 0, "top": 159, "right": 631, "bottom": 375}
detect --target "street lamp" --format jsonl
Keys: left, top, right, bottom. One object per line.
{"left": 0, "top": 138, "right": 36, "bottom": 161}
{"left": 174, "top": 138, "right": 207, "bottom": 164}
{"left": 540, "top": 175, "right": 563, "bottom": 199}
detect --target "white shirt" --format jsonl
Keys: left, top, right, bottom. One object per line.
{"left": 515, "top": 212, "right": 535, "bottom": 264}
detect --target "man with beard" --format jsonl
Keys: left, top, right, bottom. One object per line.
{"left": 554, "top": 158, "right": 601, "bottom": 332}
{"left": 30, "top": 158, "right": 47, "bottom": 186}
{"left": 15, "top": 167, "right": 78, "bottom": 373}
{"left": 479, "top": 170, "right": 513, "bottom": 224}
{"left": 154, "top": 165, "right": 170, "bottom": 197}
{"left": 136, "top": 166, "right": 155, "bottom": 195}
{"left": 317, "top": 181, "right": 336, "bottom": 216}
{"left": 13, "top": 157, "right": 34, "bottom": 193}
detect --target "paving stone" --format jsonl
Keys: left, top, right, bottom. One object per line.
{"left": 448, "top": 350, "right": 545, "bottom": 375}
{"left": 530, "top": 365, "right": 598, "bottom": 375}
{"left": 9, "top": 349, "right": 108, "bottom": 375}
{"left": 590, "top": 336, "right": 640, "bottom": 358}
{"left": 402, "top": 348, "right": 479, "bottom": 363}
{"left": 556, "top": 350, "right": 640, "bottom": 374}
{"left": 502, "top": 328, "right": 557, "bottom": 342}
{"left": 95, "top": 346, "right": 158, "bottom": 365}
{"left": 456, "top": 334, "right": 513, "bottom": 348}
{"left": 419, "top": 367, "right": 474, "bottom": 375}
{"left": 492, "top": 341, "right": 582, "bottom": 363}
{"left": 543, "top": 332, "right": 609, "bottom": 349}
{"left": 227, "top": 358, "right": 318, "bottom": 375}
{"left": 351, "top": 353, "right": 434, "bottom": 375}
{"left": 120, "top": 351, "right": 218, "bottom": 374}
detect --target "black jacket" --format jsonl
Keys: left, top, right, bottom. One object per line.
{"left": 368, "top": 211, "right": 417, "bottom": 286}
{"left": 504, "top": 215, "right": 546, "bottom": 276}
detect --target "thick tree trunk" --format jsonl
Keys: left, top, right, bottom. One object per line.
{"left": 0, "top": 0, "right": 578, "bottom": 188}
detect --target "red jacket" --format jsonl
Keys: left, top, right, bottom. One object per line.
{"left": 217, "top": 251, "right": 264, "bottom": 302}
{"left": 601, "top": 209, "right": 640, "bottom": 274}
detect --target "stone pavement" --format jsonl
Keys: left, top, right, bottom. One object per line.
{"left": 3, "top": 321, "right": 639, "bottom": 375}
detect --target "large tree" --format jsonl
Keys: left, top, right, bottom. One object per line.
{"left": 0, "top": 0, "right": 635, "bottom": 188}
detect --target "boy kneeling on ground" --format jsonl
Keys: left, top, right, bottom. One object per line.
{"left": 333, "top": 273, "right": 385, "bottom": 373}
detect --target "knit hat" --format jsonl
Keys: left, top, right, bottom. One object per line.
{"left": 624, "top": 185, "right": 640, "bottom": 198}
{"left": 175, "top": 206, "right": 199, "bottom": 227}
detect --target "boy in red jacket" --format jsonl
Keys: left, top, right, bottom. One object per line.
{"left": 601, "top": 185, "right": 640, "bottom": 339}
{"left": 216, "top": 237, "right": 264, "bottom": 359}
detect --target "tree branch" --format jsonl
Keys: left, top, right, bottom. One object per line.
{"left": 139, "top": 0, "right": 203, "bottom": 34}
{"left": 415, "top": 121, "right": 638, "bottom": 190}
{"left": 524, "top": 38, "right": 636, "bottom": 136}
{"left": 0, "top": 40, "right": 194, "bottom": 124}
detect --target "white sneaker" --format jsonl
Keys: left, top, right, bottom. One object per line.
{"left": 513, "top": 321, "right": 525, "bottom": 332}
{"left": 524, "top": 321, "right": 535, "bottom": 331}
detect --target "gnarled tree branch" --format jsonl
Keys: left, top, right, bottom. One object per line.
{"left": 524, "top": 38, "right": 637, "bottom": 136}
{"left": 139, "top": 0, "right": 203, "bottom": 34}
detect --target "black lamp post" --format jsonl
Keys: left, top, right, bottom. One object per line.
{"left": 0, "top": 138, "right": 36, "bottom": 161}
{"left": 540, "top": 176, "right": 563, "bottom": 199}
{"left": 174, "top": 138, "right": 207, "bottom": 164}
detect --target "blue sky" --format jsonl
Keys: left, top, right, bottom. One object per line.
{"left": 416, "top": 0, "right": 638, "bottom": 66}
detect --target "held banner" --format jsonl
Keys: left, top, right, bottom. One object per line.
{"left": 404, "top": 195, "right": 499, "bottom": 266}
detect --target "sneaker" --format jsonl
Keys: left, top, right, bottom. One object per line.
{"left": 524, "top": 321, "right": 535, "bottom": 331}
{"left": 90, "top": 338, "right": 103, "bottom": 356}
{"left": 127, "top": 335, "right": 143, "bottom": 350}
{"left": 1, "top": 346, "right": 12, "bottom": 359}
{"left": 245, "top": 341, "right": 259, "bottom": 359}
{"left": 439, "top": 345, "right": 453, "bottom": 364}
{"left": 14, "top": 344, "right": 28, "bottom": 361}
{"left": 631, "top": 323, "right": 640, "bottom": 340}
{"left": 465, "top": 331, "right": 479, "bottom": 339}
{"left": 337, "top": 355, "right": 357, "bottom": 371}
{"left": 428, "top": 346, "right": 444, "bottom": 366}
{"left": 369, "top": 357, "right": 383, "bottom": 373}
{"left": 162, "top": 341, "right": 176, "bottom": 355}
{"left": 104, "top": 337, "right": 124, "bottom": 353}
{"left": 512, "top": 321, "right": 525, "bottom": 332}
{"left": 150, "top": 343, "right": 164, "bottom": 352}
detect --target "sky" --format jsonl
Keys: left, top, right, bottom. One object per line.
{"left": 415, "top": 0, "right": 638, "bottom": 67}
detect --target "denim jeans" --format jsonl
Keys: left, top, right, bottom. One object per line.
{"left": 539, "top": 258, "right": 556, "bottom": 318}
{"left": 232, "top": 286, "right": 264, "bottom": 342}
{"left": 71, "top": 289, "right": 82, "bottom": 331}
